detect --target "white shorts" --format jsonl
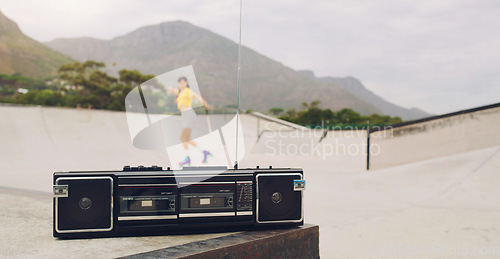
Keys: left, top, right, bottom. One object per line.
{"left": 181, "top": 108, "right": 197, "bottom": 129}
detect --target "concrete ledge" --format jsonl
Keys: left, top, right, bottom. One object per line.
{"left": 250, "top": 111, "right": 309, "bottom": 130}
{"left": 122, "top": 224, "right": 319, "bottom": 259}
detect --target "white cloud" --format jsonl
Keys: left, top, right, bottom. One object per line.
{"left": 1, "top": 0, "right": 499, "bottom": 114}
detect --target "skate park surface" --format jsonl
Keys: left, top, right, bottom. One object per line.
{"left": 1, "top": 104, "right": 500, "bottom": 258}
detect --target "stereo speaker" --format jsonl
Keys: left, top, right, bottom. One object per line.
{"left": 256, "top": 173, "right": 302, "bottom": 223}
{"left": 55, "top": 177, "right": 113, "bottom": 233}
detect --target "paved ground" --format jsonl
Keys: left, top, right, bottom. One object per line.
{"left": 1, "top": 105, "right": 500, "bottom": 258}
{"left": 0, "top": 188, "right": 237, "bottom": 258}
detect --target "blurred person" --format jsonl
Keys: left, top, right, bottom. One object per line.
{"left": 169, "top": 76, "right": 214, "bottom": 167}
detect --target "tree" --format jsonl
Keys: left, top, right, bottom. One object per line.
{"left": 269, "top": 107, "right": 284, "bottom": 116}
{"left": 322, "top": 109, "right": 335, "bottom": 121}
{"left": 119, "top": 69, "right": 154, "bottom": 86}
{"left": 0, "top": 61, "right": 158, "bottom": 112}
{"left": 278, "top": 100, "right": 403, "bottom": 128}
{"left": 336, "top": 108, "right": 361, "bottom": 124}
{"left": 57, "top": 61, "right": 157, "bottom": 110}
{"left": 34, "top": 89, "right": 56, "bottom": 106}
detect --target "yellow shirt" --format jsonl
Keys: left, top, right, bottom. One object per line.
{"left": 177, "top": 87, "right": 194, "bottom": 110}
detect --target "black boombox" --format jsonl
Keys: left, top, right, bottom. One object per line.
{"left": 53, "top": 166, "right": 305, "bottom": 238}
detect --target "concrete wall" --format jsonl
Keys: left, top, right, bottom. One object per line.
{"left": 3, "top": 103, "right": 498, "bottom": 193}
{"left": 0, "top": 105, "right": 168, "bottom": 192}
{"left": 369, "top": 105, "right": 500, "bottom": 170}
{"left": 250, "top": 128, "right": 367, "bottom": 171}
{"left": 0, "top": 105, "right": 283, "bottom": 192}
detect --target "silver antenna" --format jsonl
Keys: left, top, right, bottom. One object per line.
{"left": 234, "top": 0, "right": 242, "bottom": 169}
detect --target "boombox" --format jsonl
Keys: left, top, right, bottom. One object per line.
{"left": 53, "top": 166, "right": 305, "bottom": 238}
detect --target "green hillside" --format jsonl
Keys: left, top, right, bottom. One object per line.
{"left": 0, "top": 11, "right": 73, "bottom": 78}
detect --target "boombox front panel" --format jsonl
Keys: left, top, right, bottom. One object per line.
{"left": 54, "top": 176, "right": 113, "bottom": 233}
{"left": 255, "top": 173, "right": 303, "bottom": 224}
{"left": 53, "top": 168, "right": 304, "bottom": 238}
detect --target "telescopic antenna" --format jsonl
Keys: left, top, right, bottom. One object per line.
{"left": 234, "top": 0, "right": 243, "bottom": 169}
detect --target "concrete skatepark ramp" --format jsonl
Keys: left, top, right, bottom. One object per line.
{"left": 369, "top": 103, "right": 500, "bottom": 170}
{"left": 1, "top": 103, "right": 500, "bottom": 257}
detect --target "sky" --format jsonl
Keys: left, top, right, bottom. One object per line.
{"left": 1, "top": 0, "right": 499, "bottom": 114}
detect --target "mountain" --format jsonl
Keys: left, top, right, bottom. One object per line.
{"left": 45, "top": 21, "right": 380, "bottom": 114}
{"left": 299, "top": 70, "right": 432, "bottom": 120}
{"left": 0, "top": 11, "right": 73, "bottom": 78}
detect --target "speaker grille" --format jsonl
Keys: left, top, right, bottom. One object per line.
{"left": 55, "top": 177, "right": 113, "bottom": 232}
{"left": 256, "top": 173, "right": 302, "bottom": 223}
